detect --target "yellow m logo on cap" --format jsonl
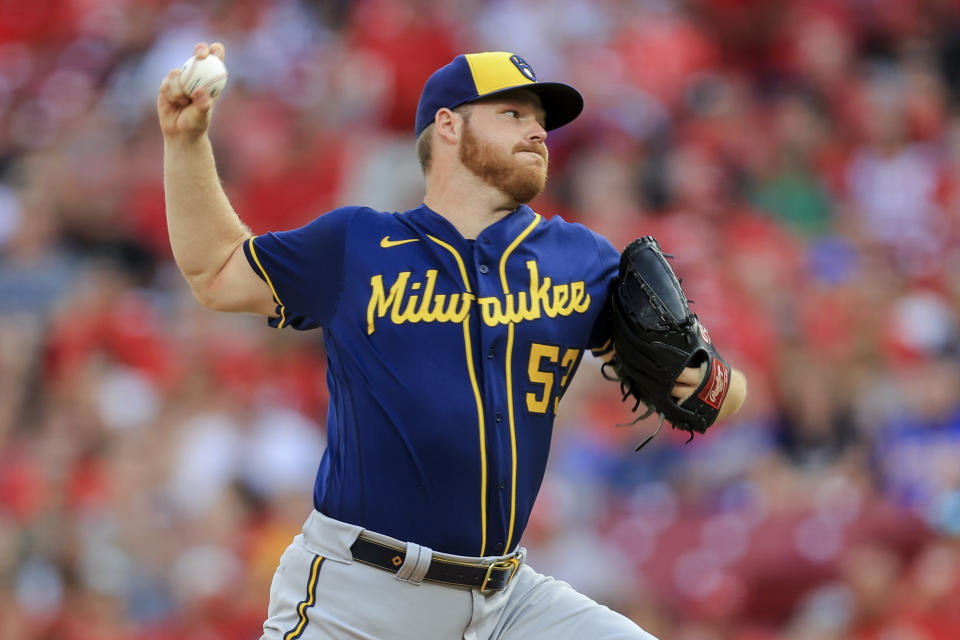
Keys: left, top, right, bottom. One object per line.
{"left": 464, "top": 52, "right": 538, "bottom": 96}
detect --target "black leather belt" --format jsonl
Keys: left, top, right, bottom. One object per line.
{"left": 350, "top": 535, "right": 521, "bottom": 592}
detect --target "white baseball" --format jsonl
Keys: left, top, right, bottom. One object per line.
{"left": 179, "top": 54, "right": 228, "bottom": 99}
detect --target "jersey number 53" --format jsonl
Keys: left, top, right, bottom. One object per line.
{"left": 526, "top": 343, "right": 581, "bottom": 415}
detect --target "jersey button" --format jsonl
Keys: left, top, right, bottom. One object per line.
{"left": 494, "top": 542, "right": 504, "bottom": 552}
{"left": 495, "top": 412, "right": 503, "bottom": 423}
{"left": 487, "top": 348, "right": 495, "bottom": 359}
{"left": 478, "top": 264, "right": 489, "bottom": 274}
{"left": 499, "top": 481, "right": 506, "bottom": 490}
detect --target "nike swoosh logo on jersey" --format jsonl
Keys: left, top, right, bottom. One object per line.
{"left": 380, "top": 236, "right": 420, "bottom": 248}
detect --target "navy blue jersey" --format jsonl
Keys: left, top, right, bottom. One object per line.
{"left": 244, "top": 204, "right": 619, "bottom": 556}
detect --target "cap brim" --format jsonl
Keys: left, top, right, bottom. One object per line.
{"left": 528, "top": 82, "right": 584, "bottom": 131}
{"left": 475, "top": 82, "right": 584, "bottom": 131}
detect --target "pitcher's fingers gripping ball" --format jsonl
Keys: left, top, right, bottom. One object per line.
{"left": 606, "top": 236, "right": 732, "bottom": 450}
{"left": 180, "top": 51, "right": 228, "bottom": 98}
{"left": 157, "top": 42, "right": 227, "bottom": 139}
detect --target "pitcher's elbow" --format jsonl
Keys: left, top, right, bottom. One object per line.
{"left": 188, "top": 278, "right": 226, "bottom": 311}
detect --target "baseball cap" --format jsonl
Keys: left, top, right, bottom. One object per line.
{"left": 414, "top": 52, "right": 584, "bottom": 137}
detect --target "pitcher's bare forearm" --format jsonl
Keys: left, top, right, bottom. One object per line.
{"left": 717, "top": 368, "right": 747, "bottom": 420}
{"left": 162, "top": 136, "right": 273, "bottom": 314}
{"left": 163, "top": 136, "right": 248, "bottom": 288}
{"left": 158, "top": 42, "right": 274, "bottom": 315}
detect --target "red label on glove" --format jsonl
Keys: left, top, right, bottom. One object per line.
{"left": 698, "top": 359, "right": 730, "bottom": 410}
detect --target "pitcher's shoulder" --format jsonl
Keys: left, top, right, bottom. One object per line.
{"left": 534, "top": 213, "right": 618, "bottom": 255}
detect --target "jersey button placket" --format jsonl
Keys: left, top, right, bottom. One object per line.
{"left": 476, "top": 243, "right": 509, "bottom": 554}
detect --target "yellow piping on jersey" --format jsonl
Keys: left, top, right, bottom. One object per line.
{"left": 591, "top": 337, "right": 612, "bottom": 355}
{"left": 427, "top": 234, "right": 488, "bottom": 556}
{"left": 248, "top": 237, "right": 287, "bottom": 328}
{"left": 427, "top": 235, "right": 472, "bottom": 294}
{"left": 498, "top": 213, "right": 541, "bottom": 552}
{"left": 499, "top": 214, "right": 541, "bottom": 294}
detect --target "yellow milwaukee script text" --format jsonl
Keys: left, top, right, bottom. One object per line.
{"left": 366, "top": 261, "right": 590, "bottom": 334}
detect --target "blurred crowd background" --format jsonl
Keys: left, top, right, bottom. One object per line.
{"left": 2, "top": 0, "right": 960, "bottom": 638}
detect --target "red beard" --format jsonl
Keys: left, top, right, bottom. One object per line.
{"left": 459, "top": 122, "right": 548, "bottom": 204}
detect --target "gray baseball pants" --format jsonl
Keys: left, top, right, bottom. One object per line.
{"left": 260, "top": 510, "right": 658, "bottom": 640}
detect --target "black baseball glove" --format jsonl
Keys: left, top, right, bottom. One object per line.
{"left": 605, "top": 236, "right": 731, "bottom": 450}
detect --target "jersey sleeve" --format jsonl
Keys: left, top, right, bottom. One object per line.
{"left": 243, "top": 206, "right": 356, "bottom": 330}
{"left": 588, "top": 232, "right": 620, "bottom": 355}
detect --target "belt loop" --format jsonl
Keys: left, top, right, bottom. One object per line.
{"left": 395, "top": 542, "right": 433, "bottom": 584}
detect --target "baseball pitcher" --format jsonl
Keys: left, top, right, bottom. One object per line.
{"left": 158, "top": 42, "right": 747, "bottom": 640}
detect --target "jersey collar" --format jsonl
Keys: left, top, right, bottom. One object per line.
{"left": 405, "top": 204, "right": 537, "bottom": 252}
